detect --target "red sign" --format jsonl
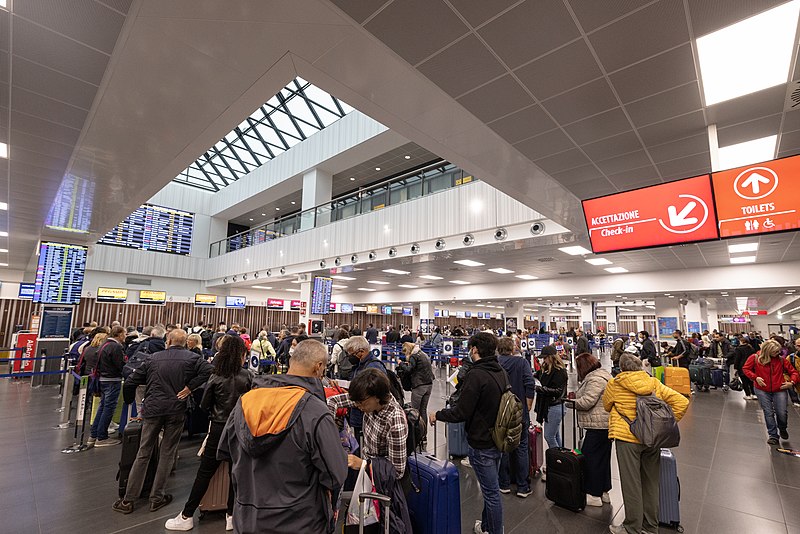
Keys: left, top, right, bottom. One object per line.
{"left": 329, "top": 302, "right": 337, "bottom": 312}
{"left": 266, "top": 298, "right": 284, "bottom": 309}
{"left": 14, "top": 333, "right": 37, "bottom": 373}
{"left": 583, "top": 175, "right": 719, "bottom": 253}
{"left": 290, "top": 300, "right": 303, "bottom": 310}
{"left": 712, "top": 154, "right": 800, "bottom": 238}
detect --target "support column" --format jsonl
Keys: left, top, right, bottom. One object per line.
{"left": 654, "top": 297, "right": 682, "bottom": 341}
{"left": 301, "top": 168, "right": 332, "bottom": 230}
{"left": 579, "top": 302, "right": 595, "bottom": 333}
{"left": 504, "top": 301, "right": 524, "bottom": 332}
{"left": 539, "top": 309, "right": 551, "bottom": 333}
{"left": 684, "top": 300, "right": 706, "bottom": 335}
{"left": 605, "top": 306, "right": 619, "bottom": 334}
{"left": 299, "top": 280, "right": 323, "bottom": 336}
{"left": 417, "top": 302, "right": 433, "bottom": 334}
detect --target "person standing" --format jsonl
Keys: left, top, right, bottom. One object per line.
{"left": 669, "top": 330, "right": 691, "bottom": 368}
{"left": 165, "top": 335, "right": 252, "bottom": 531}
{"left": 576, "top": 328, "right": 590, "bottom": 355}
{"left": 573, "top": 353, "right": 613, "bottom": 507}
{"left": 733, "top": 336, "right": 756, "bottom": 399}
{"left": 364, "top": 323, "right": 379, "bottom": 345}
{"left": 345, "top": 336, "right": 387, "bottom": 441}
{"left": 113, "top": 330, "right": 213, "bottom": 514}
{"left": 604, "top": 354, "right": 689, "bottom": 534}
{"left": 431, "top": 333, "right": 506, "bottom": 534}
{"left": 638, "top": 331, "right": 659, "bottom": 373}
{"left": 398, "top": 342, "right": 435, "bottom": 446}
{"left": 533, "top": 345, "right": 568, "bottom": 482}
{"left": 743, "top": 339, "right": 800, "bottom": 445}
{"left": 88, "top": 325, "right": 127, "bottom": 447}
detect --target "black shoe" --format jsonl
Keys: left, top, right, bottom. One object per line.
{"left": 112, "top": 499, "right": 134, "bottom": 514}
{"left": 780, "top": 429, "right": 789, "bottom": 440}
{"left": 150, "top": 494, "right": 173, "bottom": 512}
{"left": 768, "top": 437, "right": 779, "bottom": 445}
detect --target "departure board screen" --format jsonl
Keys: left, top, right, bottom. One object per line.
{"left": 99, "top": 203, "right": 193, "bottom": 255}
{"left": 310, "top": 276, "right": 333, "bottom": 315}
{"left": 33, "top": 242, "right": 87, "bottom": 305}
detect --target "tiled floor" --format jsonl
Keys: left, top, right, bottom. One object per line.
{"left": 3, "top": 359, "right": 800, "bottom": 534}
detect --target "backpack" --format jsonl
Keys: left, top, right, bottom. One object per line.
{"left": 123, "top": 344, "right": 151, "bottom": 380}
{"left": 376, "top": 359, "right": 404, "bottom": 404}
{"left": 486, "top": 371, "right": 523, "bottom": 453}
{"left": 618, "top": 393, "right": 680, "bottom": 449}
{"left": 404, "top": 406, "right": 426, "bottom": 455}
{"left": 68, "top": 337, "right": 90, "bottom": 363}
{"left": 684, "top": 341, "right": 699, "bottom": 361}
{"left": 200, "top": 330, "right": 213, "bottom": 349}
{"left": 396, "top": 363, "right": 413, "bottom": 392}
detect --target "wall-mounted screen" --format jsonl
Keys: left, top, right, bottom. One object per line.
{"left": 329, "top": 302, "right": 337, "bottom": 313}
{"left": 381, "top": 305, "right": 392, "bottom": 315}
{"left": 99, "top": 203, "right": 193, "bottom": 255}
{"left": 456, "top": 311, "right": 465, "bottom": 318}
{"left": 465, "top": 311, "right": 471, "bottom": 318}
{"left": 367, "top": 305, "right": 379, "bottom": 314}
{"left": 340, "top": 303, "right": 353, "bottom": 313}
{"left": 442, "top": 309, "right": 450, "bottom": 318}
{"left": 18, "top": 283, "right": 35, "bottom": 299}
{"left": 195, "top": 294, "right": 217, "bottom": 307}
{"left": 402, "top": 307, "right": 412, "bottom": 316}
{"left": 97, "top": 287, "right": 128, "bottom": 303}
{"left": 290, "top": 300, "right": 303, "bottom": 311}
{"left": 139, "top": 290, "right": 166, "bottom": 304}
{"left": 33, "top": 242, "right": 87, "bottom": 305}
{"left": 310, "top": 276, "right": 333, "bottom": 315}
{"left": 267, "top": 298, "right": 284, "bottom": 309}
{"left": 226, "top": 296, "right": 246, "bottom": 309}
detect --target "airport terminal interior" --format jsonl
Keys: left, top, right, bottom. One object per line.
{"left": 5, "top": 0, "right": 800, "bottom": 533}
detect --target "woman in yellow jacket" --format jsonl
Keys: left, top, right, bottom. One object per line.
{"left": 603, "top": 353, "right": 689, "bottom": 534}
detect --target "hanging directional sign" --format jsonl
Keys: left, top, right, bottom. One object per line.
{"left": 711, "top": 154, "right": 800, "bottom": 238}
{"left": 583, "top": 175, "right": 719, "bottom": 253}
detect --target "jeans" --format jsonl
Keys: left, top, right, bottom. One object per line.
{"left": 499, "top": 417, "right": 530, "bottom": 493}
{"left": 410, "top": 383, "right": 433, "bottom": 442}
{"left": 124, "top": 413, "right": 185, "bottom": 503}
{"left": 90, "top": 381, "right": 121, "bottom": 441}
{"left": 543, "top": 404, "right": 564, "bottom": 449}
{"left": 183, "top": 422, "right": 233, "bottom": 516}
{"left": 468, "top": 446, "right": 503, "bottom": 534}
{"left": 754, "top": 388, "right": 789, "bottom": 440}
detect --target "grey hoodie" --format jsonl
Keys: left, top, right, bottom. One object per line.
{"left": 217, "top": 374, "right": 347, "bottom": 534}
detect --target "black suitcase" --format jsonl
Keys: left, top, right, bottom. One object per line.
{"left": 545, "top": 401, "right": 586, "bottom": 511}
{"left": 117, "top": 421, "right": 159, "bottom": 498}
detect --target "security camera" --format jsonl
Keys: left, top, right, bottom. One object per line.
{"left": 242, "top": 273, "right": 248, "bottom": 280}
{"left": 351, "top": 254, "right": 359, "bottom": 264}
{"left": 410, "top": 243, "right": 420, "bottom": 254}
{"left": 319, "top": 260, "right": 327, "bottom": 268}
{"left": 494, "top": 228, "right": 507, "bottom": 241}
{"left": 223, "top": 277, "right": 228, "bottom": 283}
{"left": 232, "top": 275, "right": 237, "bottom": 282}
{"left": 253, "top": 272, "right": 259, "bottom": 279}
{"left": 435, "top": 239, "right": 446, "bottom": 250}
{"left": 369, "top": 251, "right": 377, "bottom": 261}
{"left": 266, "top": 269, "right": 272, "bottom": 277}
{"left": 463, "top": 234, "right": 475, "bottom": 246}
{"left": 388, "top": 247, "right": 398, "bottom": 257}
{"left": 530, "top": 222, "right": 546, "bottom": 236}
{"left": 280, "top": 267, "right": 286, "bottom": 275}
{"left": 334, "top": 257, "right": 342, "bottom": 266}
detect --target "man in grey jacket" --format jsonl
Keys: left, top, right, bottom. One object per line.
{"left": 218, "top": 339, "right": 347, "bottom": 533}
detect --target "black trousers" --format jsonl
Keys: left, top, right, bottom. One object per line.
{"left": 582, "top": 428, "right": 613, "bottom": 497}
{"left": 182, "top": 421, "right": 233, "bottom": 517}
{"left": 740, "top": 372, "right": 755, "bottom": 396}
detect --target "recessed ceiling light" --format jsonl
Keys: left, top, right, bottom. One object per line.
{"left": 559, "top": 246, "right": 592, "bottom": 256}
{"left": 367, "top": 280, "right": 390, "bottom": 285}
{"left": 728, "top": 242, "right": 759, "bottom": 254}
{"left": 357, "top": 288, "right": 376, "bottom": 292}
{"left": 0, "top": 231, "right": 8, "bottom": 237}
{"left": 291, "top": 201, "right": 296, "bottom": 205}
{"left": 398, "top": 284, "right": 418, "bottom": 289}
{"left": 0, "top": 248, "right": 6, "bottom": 252}
{"left": 404, "top": 155, "right": 411, "bottom": 159}
{"left": 0, "top": 263, "right": 7, "bottom": 267}
{"left": 291, "top": 280, "right": 302, "bottom": 284}
{"left": 696, "top": 0, "right": 800, "bottom": 106}
{"left": 251, "top": 285, "right": 272, "bottom": 289}
{"left": 383, "top": 269, "right": 410, "bottom": 275}
{"left": 332, "top": 284, "right": 348, "bottom": 289}
{"left": 454, "top": 259, "right": 485, "bottom": 267}
{"left": 249, "top": 218, "right": 253, "bottom": 221}
{"left": 285, "top": 288, "right": 301, "bottom": 293}
{"left": 585, "top": 258, "right": 612, "bottom": 266}
{"left": 275, "top": 207, "right": 280, "bottom": 211}
{"left": 787, "top": 289, "right": 796, "bottom": 293}
{"left": 488, "top": 268, "right": 514, "bottom": 274}
{"left": 375, "top": 167, "right": 381, "bottom": 171}
{"left": 261, "top": 213, "right": 266, "bottom": 216}
{"left": 0, "top": 202, "right": 7, "bottom": 210}
{"left": 449, "top": 280, "right": 470, "bottom": 285}
{"left": 515, "top": 274, "right": 538, "bottom": 280}
{"left": 331, "top": 275, "right": 356, "bottom": 281}
{"left": 717, "top": 136, "right": 777, "bottom": 171}
{"left": 419, "top": 275, "right": 444, "bottom": 280}
{"left": 0, "top": 142, "right": 7, "bottom": 159}
{"left": 730, "top": 256, "right": 756, "bottom": 264}
{"left": 605, "top": 267, "right": 629, "bottom": 273}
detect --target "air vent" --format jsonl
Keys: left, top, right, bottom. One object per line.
{"left": 538, "top": 257, "right": 556, "bottom": 262}
{"left": 787, "top": 80, "right": 800, "bottom": 109}
{"left": 558, "top": 271, "right": 574, "bottom": 275}
{"left": 126, "top": 277, "right": 151, "bottom": 286}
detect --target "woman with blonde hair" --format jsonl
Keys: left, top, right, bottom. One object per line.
{"left": 743, "top": 339, "right": 800, "bottom": 445}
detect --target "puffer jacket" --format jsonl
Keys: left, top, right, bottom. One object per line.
{"left": 404, "top": 346, "right": 435, "bottom": 389}
{"left": 574, "top": 368, "right": 613, "bottom": 430}
{"left": 602, "top": 370, "right": 689, "bottom": 444}
{"left": 610, "top": 338, "right": 625, "bottom": 364}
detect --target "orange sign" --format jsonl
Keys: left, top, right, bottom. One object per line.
{"left": 712, "top": 155, "right": 800, "bottom": 237}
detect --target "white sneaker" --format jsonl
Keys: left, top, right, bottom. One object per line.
{"left": 473, "top": 520, "right": 487, "bottom": 534}
{"left": 461, "top": 457, "right": 472, "bottom": 468}
{"left": 601, "top": 492, "right": 611, "bottom": 503}
{"left": 541, "top": 466, "right": 546, "bottom": 482}
{"left": 586, "top": 495, "right": 603, "bottom": 507}
{"left": 165, "top": 513, "right": 194, "bottom": 531}
{"left": 793, "top": 402, "right": 800, "bottom": 408}
{"left": 226, "top": 514, "right": 233, "bottom": 531}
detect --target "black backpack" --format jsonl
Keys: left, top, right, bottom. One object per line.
{"left": 200, "top": 330, "right": 213, "bottom": 350}
{"left": 123, "top": 345, "right": 150, "bottom": 380}
{"left": 376, "top": 359, "right": 404, "bottom": 404}
{"left": 404, "top": 406, "right": 425, "bottom": 455}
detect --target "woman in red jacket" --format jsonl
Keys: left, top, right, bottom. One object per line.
{"left": 743, "top": 339, "right": 800, "bottom": 445}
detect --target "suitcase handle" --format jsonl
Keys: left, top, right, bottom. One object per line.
{"left": 358, "top": 492, "right": 391, "bottom": 534}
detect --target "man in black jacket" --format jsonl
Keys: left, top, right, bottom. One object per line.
{"left": 576, "top": 328, "right": 590, "bottom": 355}
{"left": 88, "top": 325, "right": 127, "bottom": 447}
{"left": 113, "top": 329, "right": 213, "bottom": 514}
{"left": 275, "top": 325, "right": 299, "bottom": 364}
{"left": 364, "top": 323, "right": 378, "bottom": 344}
{"left": 385, "top": 325, "right": 400, "bottom": 344}
{"left": 431, "top": 332, "right": 506, "bottom": 534}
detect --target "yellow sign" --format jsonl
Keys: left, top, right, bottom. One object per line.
{"left": 195, "top": 294, "right": 217, "bottom": 306}
{"left": 367, "top": 305, "right": 379, "bottom": 314}
{"left": 139, "top": 290, "right": 166, "bottom": 303}
{"left": 97, "top": 287, "right": 128, "bottom": 301}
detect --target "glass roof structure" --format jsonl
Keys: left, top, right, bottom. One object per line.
{"left": 173, "top": 78, "right": 354, "bottom": 191}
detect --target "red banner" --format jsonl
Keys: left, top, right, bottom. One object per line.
{"left": 14, "top": 333, "right": 37, "bottom": 373}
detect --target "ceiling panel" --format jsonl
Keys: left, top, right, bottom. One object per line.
{"left": 636, "top": 110, "right": 706, "bottom": 146}
{"left": 609, "top": 43, "right": 697, "bottom": 103}
{"left": 624, "top": 82, "right": 703, "bottom": 128}
{"left": 534, "top": 147, "right": 591, "bottom": 174}
{"left": 551, "top": 164, "right": 605, "bottom": 185}
{"left": 686, "top": 0, "right": 789, "bottom": 37}
{"left": 513, "top": 128, "right": 575, "bottom": 161}
{"left": 12, "top": 87, "right": 88, "bottom": 130}
{"left": 595, "top": 150, "right": 653, "bottom": 175}
{"left": 568, "top": 0, "right": 654, "bottom": 32}
{"left": 606, "top": 165, "right": 661, "bottom": 190}
{"left": 12, "top": 57, "right": 97, "bottom": 110}
{"left": 541, "top": 78, "right": 619, "bottom": 124}
{"left": 417, "top": 35, "right": 506, "bottom": 99}
{"left": 647, "top": 133, "right": 709, "bottom": 163}
{"left": 705, "top": 85, "right": 786, "bottom": 126}
{"left": 562, "top": 107, "right": 633, "bottom": 144}
{"left": 581, "top": 130, "right": 644, "bottom": 161}
{"left": 487, "top": 104, "right": 556, "bottom": 144}
{"left": 447, "top": 0, "right": 519, "bottom": 27}
{"left": 514, "top": 39, "right": 602, "bottom": 100}
{"left": 717, "top": 114, "right": 782, "bottom": 147}
{"left": 456, "top": 75, "right": 533, "bottom": 123}
{"left": 329, "top": 0, "right": 382, "bottom": 24}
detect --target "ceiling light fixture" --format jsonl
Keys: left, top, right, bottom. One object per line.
{"left": 383, "top": 269, "right": 410, "bottom": 275}
{"left": 488, "top": 268, "right": 514, "bottom": 274}
{"left": 0, "top": 202, "right": 7, "bottom": 210}
{"left": 559, "top": 246, "right": 592, "bottom": 256}
{"left": 332, "top": 284, "right": 348, "bottom": 289}
{"left": 454, "top": 259, "right": 485, "bottom": 267}
{"left": 349, "top": 177, "right": 355, "bottom": 181}
{"left": 357, "top": 288, "right": 376, "bottom": 291}
{"left": 605, "top": 267, "right": 629, "bottom": 273}
{"left": 728, "top": 243, "right": 759, "bottom": 253}
{"left": 285, "top": 288, "right": 301, "bottom": 293}
{"left": 331, "top": 275, "right": 356, "bottom": 281}
{"left": 275, "top": 207, "right": 280, "bottom": 211}
{"left": 251, "top": 285, "right": 272, "bottom": 289}
{"left": 398, "top": 284, "right": 418, "bottom": 289}
{"left": 449, "top": 280, "right": 471, "bottom": 285}
{"left": 419, "top": 275, "right": 443, "bottom": 280}
{"left": 585, "top": 258, "right": 612, "bottom": 266}
{"left": 730, "top": 256, "right": 756, "bottom": 264}
{"left": 375, "top": 167, "right": 381, "bottom": 171}
{"left": 261, "top": 213, "right": 266, "bottom": 216}
{"left": 249, "top": 218, "right": 253, "bottom": 221}
{"left": 515, "top": 275, "right": 538, "bottom": 280}
{"left": 367, "top": 280, "right": 390, "bottom": 285}
{"left": 0, "top": 142, "right": 7, "bottom": 158}
{"left": 404, "top": 155, "right": 411, "bottom": 159}
{"left": 717, "top": 135, "right": 777, "bottom": 171}
{"left": 696, "top": 0, "right": 800, "bottom": 106}
{"left": 0, "top": 231, "right": 8, "bottom": 237}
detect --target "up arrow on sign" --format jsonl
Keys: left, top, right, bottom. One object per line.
{"left": 741, "top": 172, "right": 771, "bottom": 195}
{"left": 667, "top": 201, "right": 698, "bottom": 227}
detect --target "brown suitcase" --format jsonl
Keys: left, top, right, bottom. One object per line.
{"left": 199, "top": 461, "right": 230, "bottom": 515}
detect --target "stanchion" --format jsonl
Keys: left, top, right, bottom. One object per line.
{"left": 61, "top": 375, "right": 93, "bottom": 454}
{"left": 55, "top": 368, "right": 77, "bottom": 429}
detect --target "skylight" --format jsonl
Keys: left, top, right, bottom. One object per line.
{"left": 174, "top": 78, "right": 353, "bottom": 191}
{"left": 697, "top": 1, "right": 800, "bottom": 105}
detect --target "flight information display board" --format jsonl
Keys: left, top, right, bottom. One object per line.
{"left": 99, "top": 204, "right": 193, "bottom": 255}
{"left": 226, "top": 296, "right": 246, "bottom": 308}
{"left": 139, "top": 290, "right": 166, "bottom": 304}
{"left": 339, "top": 303, "right": 353, "bottom": 314}
{"left": 97, "top": 287, "right": 128, "bottom": 302}
{"left": 18, "top": 283, "right": 35, "bottom": 299}
{"left": 310, "top": 276, "right": 333, "bottom": 315}
{"left": 33, "top": 242, "right": 87, "bottom": 305}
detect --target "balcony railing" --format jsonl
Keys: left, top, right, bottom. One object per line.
{"left": 210, "top": 161, "right": 477, "bottom": 257}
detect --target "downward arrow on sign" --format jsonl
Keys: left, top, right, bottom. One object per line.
{"left": 741, "top": 172, "right": 771, "bottom": 195}
{"left": 667, "top": 201, "right": 698, "bottom": 227}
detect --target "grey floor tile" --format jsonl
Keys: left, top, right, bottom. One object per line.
{"left": 704, "top": 470, "right": 784, "bottom": 523}
{"left": 697, "top": 503, "right": 789, "bottom": 534}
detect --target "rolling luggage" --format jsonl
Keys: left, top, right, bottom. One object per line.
{"left": 545, "top": 402, "right": 586, "bottom": 511}
{"left": 529, "top": 425, "right": 544, "bottom": 477}
{"left": 406, "top": 453, "right": 461, "bottom": 534}
{"left": 199, "top": 461, "right": 230, "bottom": 517}
{"left": 340, "top": 491, "right": 392, "bottom": 534}
{"left": 186, "top": 388, "right": 209, "bottom": 438}
{"left": 117, "top": 421, "right": 158, "bottom": 498}
{"left": 664, "top": 367, "right": 692, "bottom": 396}
{"left": 710, "top": 368, "right": 727, "bottom": 388}
{"left": 688, "top": 365, "right": 701, "bottom": 384}
{"left": 446, "top": 421, "right": 469, "bottom": 458}
{"left": 658, "top": 449, "right": 681, "bottom": 531}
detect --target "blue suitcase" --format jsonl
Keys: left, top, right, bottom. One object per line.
{"left": 447, "top": 421, "right": 469, "bottom": 458}
{"left": 710, "top": 368, "right": 727, "bottom": 388}
{"left": 658, "top": 449, "right": 681, "bottom": 531}
{"left": 406, "top": 453, "right": 460, "bottom": 534}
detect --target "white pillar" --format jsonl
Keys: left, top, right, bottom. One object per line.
{"left": 504, "top": 301, "right": 524, "bottom": 332}
{"left": 605, "top": 306, "right": 619, "bottom": 334}
{"left": 301, "top": 168, "right": 333, "bottom": 230}
{"left": 579, "top": 302, "right": 595, "bottom": 332}
{"left": 654, "top": 297, "right": 682, "bottom": 341}
{"left": 684, "top": 300, "right": 705, "bottom": 334}
{"left": 540, "top": 309, "right": 551, "bottom": 333}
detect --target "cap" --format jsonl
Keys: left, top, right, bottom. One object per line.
{"left": 628, "top": 332, "right": 636, "bottom": 337}
{"left": 541, "top": 345, "right": 557, "bottom": 357}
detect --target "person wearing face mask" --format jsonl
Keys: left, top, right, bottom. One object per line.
{"left": 637, "top": 331, "right": 659, "bottom": 374}
{"left": 217, "top": 340, "right": 347, "bottom": 533}
{"left": 669, "top": 330, "right": 691, "bottom": 368}
{"left": 344, "top": 336, "right": 388, "bottom": 442}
